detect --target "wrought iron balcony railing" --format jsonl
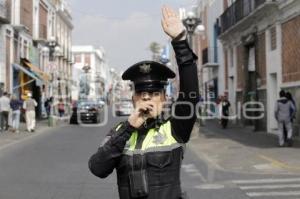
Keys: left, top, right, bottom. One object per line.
{"left": 220, "top": 0, "right": 273, "bottom": 34}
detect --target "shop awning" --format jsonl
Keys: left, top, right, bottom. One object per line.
{"left": 22, "top": 59, "right": 50, "bottom": 82}
{"left": 13, "top": 63, "right": 43, "bottom": 87}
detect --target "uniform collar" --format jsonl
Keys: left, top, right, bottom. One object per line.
{"left": 139, "top": 115, "right": 165, "bottom": 131}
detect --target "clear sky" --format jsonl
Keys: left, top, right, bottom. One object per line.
{"left": 69, "top": 0, "right": 197, "bottom": 72}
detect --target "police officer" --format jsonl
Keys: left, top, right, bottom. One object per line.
{"left": 89, "top": 6, "right": 199, "bottom": 199}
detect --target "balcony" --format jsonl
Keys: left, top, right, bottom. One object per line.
{"left": 202, "top": 47, "right": 219, "bottom": 68}
{"left": 219, "top": 0, "right": 278, "bottom": 36}
{"left": 0, "top": 0, "right": 10, "bottom": 24}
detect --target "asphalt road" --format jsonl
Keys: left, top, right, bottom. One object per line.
{"left": 0, "top": 111, "right": 299, "bottom": 199}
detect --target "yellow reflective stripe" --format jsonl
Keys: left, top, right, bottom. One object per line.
{"left": 141, "top": 128, "right": 155, "bottom": 150}
{"left": 162, "top": 120, "right": 177, "bottom": 145}
{"left": 128, "top": 131, "right": 138, "bottom": 151}
{"left": 125, "top": 120, "right": 178, "bottom": 152}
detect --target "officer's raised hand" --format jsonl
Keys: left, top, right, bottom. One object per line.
{"left": 161, "top": 5, "right": 186, "bottom": 39}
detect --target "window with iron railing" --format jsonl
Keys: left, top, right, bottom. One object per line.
{"left": 20, "top": 0, "right": 33, "bottom": 34}
{"left": 270, "top": 26, "right": 277, "bottom": 51}
{"left": 202, "top": 47, "right": 219, "bottom": 65}
{"left": 39, "top": 24, "right": 47, "bottom": 39}
{"left": 0, "top": 0, "right": 6, "bottom": 17}
{"left": 39, "top": 2, "right": 47, "bottom": 39}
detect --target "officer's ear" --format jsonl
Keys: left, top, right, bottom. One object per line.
{"left": 161, "top": 90, "right": 167, "bottom": 101}
{"left": 132, "top": 94, "right": 136, "bottom": 107}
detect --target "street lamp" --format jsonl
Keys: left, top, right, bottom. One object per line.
{"left": 42, "top": 36, "right": 62, "bottom": 125}
{"left": 43, "top": 36, "right": 61, "bottom": 61}
{"left": 42, "top": 36, "right": 62, "bottom": 83}
{"left": 182, "top": 10, "right": 204, "bottom": 49}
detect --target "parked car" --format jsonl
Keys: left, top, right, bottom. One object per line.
{"left": 77, "top": 100, "right": 104, "bottom": 123}
{"left": 115, "top": 98, "right": 133, "bottom": 116}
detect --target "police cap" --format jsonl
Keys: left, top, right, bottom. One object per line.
{"left": 122, "top": 61, "right": 176, "bottom": 92}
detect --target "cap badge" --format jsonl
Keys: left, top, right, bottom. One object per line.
{"left": 139, "top": 63, "right": 151, "bottom": 74}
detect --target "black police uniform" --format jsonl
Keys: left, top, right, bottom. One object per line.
{"left": 89, "top": 39, "right": 199, "bottom": 199}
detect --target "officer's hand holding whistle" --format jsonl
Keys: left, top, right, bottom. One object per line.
{"left": 128, "top": 102, "right": 154, "bottom": 128}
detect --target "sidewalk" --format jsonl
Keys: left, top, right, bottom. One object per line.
{"left": 0, "top": 118, "right": 69, "bottom": 150}
{"left": 188, "top": 119, "right": 300, "bottom": 175}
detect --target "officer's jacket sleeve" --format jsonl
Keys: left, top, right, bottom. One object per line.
{"left": 88, "top": 122, "right": 133, "bottom": 178}
{"left": 170, "top": 39, "right": 199, "bottom": 143}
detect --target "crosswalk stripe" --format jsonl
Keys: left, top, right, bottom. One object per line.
{"left": 246, "top": 191, "right": 300, "bottom": 197}
{"left": 240, "top": 184, "right": 300, "bottom": 190}
{"left": 233, "top": 178, "right": 300, "bottom": 184}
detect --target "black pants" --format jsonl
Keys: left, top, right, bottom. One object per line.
{"left": 0, "top": 111, "right": 9, "bottom": 131}
{"left": 59, "top": 110, "right": 65, "bottom": 117}
{"left": 221, "top": 118, "right": 228, "bottom": 129}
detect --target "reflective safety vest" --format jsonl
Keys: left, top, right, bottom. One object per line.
{"left": 115, "top": 120, "right": 186, "bottom": 199}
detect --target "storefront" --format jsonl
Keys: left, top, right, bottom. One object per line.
{"left": 12, "top": 58, "right": 50, "bottom": 119}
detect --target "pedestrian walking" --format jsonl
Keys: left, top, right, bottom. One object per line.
{"left": 283, "top": 91, "right": 297, "bottom": 143}
{"left": 44, "top": 98, "right": 50, "bottom": 118}
{"left": 10, "top": 95, "right": 23, "bottom": 133}
{"left": 216, "top": 95, "right": 222, "bottom": 120}
{"left": 220, "top": 95, "right": 231, "bottom": 129}
{"left": 44, "top": 97, "right": 53, "bottom": 118}
{"left": 58, "top": 99, "right": 65, "bottom": 117}
{"left": 286, "top": 92, "right": 297, "bottom": 121}
{"left": 7, "top": 93, "right": 13, "bottom": 129}
{"left": 275, "top": 90, "right": 296, "bottom": 147}
{"left": 89, "top": 6, "right": 199, "bottom": 199}
{"left": 23, "top": 93, "right": 37, "bottom": 132}
{"left": 0, "top": 92, "right": 11, "bottom": 132}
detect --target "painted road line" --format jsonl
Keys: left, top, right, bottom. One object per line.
{"left": 194, "top": 184, "right": 225, "bottom": 190}
{"left": 246, "top": 191, "right": 300, "bottom": 197}
{"left": 240, "top": 184, "right": 300, "bottom": 190}
{"left": 233, "top": 178, "right": 300, "bottom": 184}
{"left": 259, "top": 155, "right": 300, "bottom": 171}
{"left": 182, "top": 163, "right": 207, "bottom": 182}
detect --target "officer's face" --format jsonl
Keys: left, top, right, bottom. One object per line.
{"left": 133, "top": 90, "right": 166, "bottom": 117}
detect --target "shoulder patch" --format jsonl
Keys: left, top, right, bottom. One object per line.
{"left": 115, "top": 123, "right": 123, "bottom": 131}
{"left": 106, "top": 122, "right": 124, "bottom": 136}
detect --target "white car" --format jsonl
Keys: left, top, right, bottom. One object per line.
{"left": 115, "top": 99, "right": 133, "bottom": 116}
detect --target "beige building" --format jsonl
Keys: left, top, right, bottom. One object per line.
{"left": 0, "top": 0, "right": 73, "bottom": 118}
{"left": 46, "top": 0, "right": 73, "bottom": 114}
{"left": 72, "top": 45, "right": 107, "bottom": 101}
